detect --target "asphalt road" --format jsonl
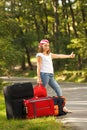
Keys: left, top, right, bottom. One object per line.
{"left": 59, "top": 82, "right": 87, "bottom": 130}
{"left": 1, "top": 77, "right": 87, "bottom": 130}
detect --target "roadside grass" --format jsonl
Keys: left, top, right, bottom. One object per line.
{"left": 9, "top": 68, "right": 87, "bottom": 83}
{"left": 55, "top": 70, "right": 87, "bottom": 83}
{"left": 0, "top": 93, "right": 71, "bottom": 130}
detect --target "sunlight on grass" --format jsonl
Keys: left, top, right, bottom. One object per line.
{"left": 31, "top": 57, "right": 37, "bottom": 62}
{"left": 55, "top": 70, "right": 87, "bottom": 83}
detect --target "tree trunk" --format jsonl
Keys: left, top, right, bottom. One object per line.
{"left": 33, "top": 15, "right": 40, "bottom": 41}
{"left": 25, "top": 47, "right": 33, "bottom": 70}
{"left": 66, "top": 9, "right": 71, "bottom": 37}
{"left": 44, "top": 2, "right": 48, "bottom": 34}
{"left": 52, "top": 0, "right": 60, "bottom": 52}
{"left": 78, "top": 54, "right": 82, "bottom": 70}
{"left": 41, "top": 2, "right": 48, "bottom": 35}
{"left": 61, "top": 0, "right": 68, "bottom": 35}
{"left": 31, "top": 0, "right": 40, "bottom": 41}
{"left": 68, "top": 0, "right": 78, "bottom": 37}
{"left": 81, "top": 4, "right": 87, "bottom": 37}
{"left": 21, "top": 54, "right": 26, "bottom": 70}
{"left": 52, "top": 0, "right": 59, "bottom": 34}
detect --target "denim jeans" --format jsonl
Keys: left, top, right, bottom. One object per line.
{"left": 40, "top": 72, "right": 63, "bottom": 96}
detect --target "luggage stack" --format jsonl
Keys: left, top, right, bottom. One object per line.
{"left": 3, "top": 83, "right": 66, "bottom": 119}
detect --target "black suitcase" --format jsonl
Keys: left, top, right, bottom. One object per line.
{"left": 3, "top": 82, "right": 34, "bottom": 119}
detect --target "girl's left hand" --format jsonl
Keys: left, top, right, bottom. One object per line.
{"left": 70, "top": 52, "right": 75, "bottom": 58}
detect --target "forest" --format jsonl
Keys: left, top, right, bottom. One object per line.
{"left": 0, "top": 0, "right": 87, "bottom": 76}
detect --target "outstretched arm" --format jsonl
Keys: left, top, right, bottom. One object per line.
{"left": 51, "top": 52, "right": 75, "bottom": 59}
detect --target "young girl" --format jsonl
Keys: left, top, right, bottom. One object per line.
{"left": 36, "top": 39, "right": 75, "bottom": 113}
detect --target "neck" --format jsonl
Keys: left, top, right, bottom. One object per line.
{"left": 43, "top": 52, "right": 49, "bottom": 55}
{"left": 43, "top": 52, "right": 47, "bottom": 54}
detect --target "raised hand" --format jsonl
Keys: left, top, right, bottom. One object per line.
{"left": 70, "top": 52, "right": 75, "bottom": 58}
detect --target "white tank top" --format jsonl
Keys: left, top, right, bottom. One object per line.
{"left": 36, "top": 53, "right": 54, "bottom": 74}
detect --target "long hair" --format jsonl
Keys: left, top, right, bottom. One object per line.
{"left": 38, "top": 46, "right": 51, "bottom": 54}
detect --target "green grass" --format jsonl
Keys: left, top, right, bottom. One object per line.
{"left": 0, "top": 94, "right": 71, "bottom": 130}
{"left": 0, "top": 117, "right": 68, "bottom": 130}
{"left": 55, "top": 70, "right": 87, "bottom": 83}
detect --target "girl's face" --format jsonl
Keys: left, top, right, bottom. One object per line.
{"left": 42, "top": 43, "right": 50, "bottom": 52}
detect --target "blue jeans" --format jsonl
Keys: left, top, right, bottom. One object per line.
{"left": 40, "top": 72, "right": 63, "bottom": 96}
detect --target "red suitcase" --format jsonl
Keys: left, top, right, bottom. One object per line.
{"left": 24, "top": 97, "right": 54, "bottom": 119}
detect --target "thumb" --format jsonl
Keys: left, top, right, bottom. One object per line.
{"left": 71, "top": 52, "right": 73, "bottom": 55}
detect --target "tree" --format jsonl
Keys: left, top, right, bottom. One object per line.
{"left": 0, "top": 0, "right": 87, "bottom": 75}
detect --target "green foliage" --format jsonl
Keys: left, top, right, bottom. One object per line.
{"left": 67, "top": 37, "right": 87, "bottom": 58}
{"left": 0, "top": 38, "right": 23, "bottom": 75}
{"left": 0, "top": 0, "right": 87, "bottom": 75}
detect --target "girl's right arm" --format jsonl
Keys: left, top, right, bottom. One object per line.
{"left": 36, "top": 56, "right": 42, "bottom": 84}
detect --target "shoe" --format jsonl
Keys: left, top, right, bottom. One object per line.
{"left": 63, "top": 106, "right": 72, "bottom": 113}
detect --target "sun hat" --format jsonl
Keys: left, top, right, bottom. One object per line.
{"left": 39, "top": 39, "right": 49, "bottom": 46}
